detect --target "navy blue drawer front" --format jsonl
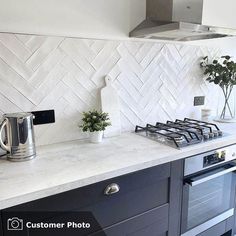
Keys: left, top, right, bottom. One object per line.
{"left": 2, "top": 163, "right": 171, "bottom": 232}
{"left": 0, "top": 213, "right": 3, "bottom": 236}
{"left": 79, "top": 177, "right": 169, "bottom": 228}
{"left": 89, "top": 204, "right": 169, "bottom": 236}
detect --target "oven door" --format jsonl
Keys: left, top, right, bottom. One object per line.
{"left": 181, "top": 161, "right": 236, "bottom": 236}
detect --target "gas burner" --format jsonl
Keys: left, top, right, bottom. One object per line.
{"left": 135, "top": 118, "right": 224, "bottom": 149}
{"left": 166, "top": 134, "right": 186, "bottom": 145}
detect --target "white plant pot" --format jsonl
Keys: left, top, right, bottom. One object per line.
{"left": 90, "top": 131, "right": 103, "bottom": 143}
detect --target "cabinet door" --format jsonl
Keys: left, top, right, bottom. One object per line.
{"left": 90, "top": 205, "right": 168, "bottom": 236}
{"left": 1, "top": 160, "right": 184, "bottom": 236}
{"left": 0, "top": 213, "right": 3, "bottom": 236}
{"left": 3, "top": 163, "right": 170, "bottom": 232}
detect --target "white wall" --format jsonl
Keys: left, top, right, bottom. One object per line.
{"left": 187, "top": 37, "right": 236, "bottom": 57}
{"left": 0, "top": 0, "right": 236, "bottom": 49}
{"left": 0, "top": 0, "right": 145, "bottom": 39}
{"left": 0, "top": 1, "right": 236, "bottom": 146}
{"left": 0, "top": 32, "right": 221, "bottom": 146}
{"left": 202, "top": 0, "right": 236, "bottom": 29}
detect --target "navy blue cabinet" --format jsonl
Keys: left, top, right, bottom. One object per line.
{"left": 0, "top": 213, "right": 3, "bottom": 236}
{"left": 1, "top": 160, "right": 184, "bottom": 236}
{"left": 90, "top": 205, "right": 169, "bottom": 236}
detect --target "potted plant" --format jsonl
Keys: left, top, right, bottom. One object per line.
{"left": 200, "top": 55, "right": 236, "bottom": 122}
{"left": 80, "top": 110, "right": 111, "bottom": 143}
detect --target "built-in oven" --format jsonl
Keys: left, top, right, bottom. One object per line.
{"left": 181, "top": 145, "right": 236, "bottom": 236}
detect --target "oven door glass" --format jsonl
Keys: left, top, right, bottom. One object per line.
{"left": 185, "top": 164, "right": 234, "bottom": 231}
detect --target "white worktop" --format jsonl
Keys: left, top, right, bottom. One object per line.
{"left": 0, "top": 123, "right": 236, "bottom": 210}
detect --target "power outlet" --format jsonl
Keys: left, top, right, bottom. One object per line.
{"left": 194, "top": 96, "right": 205, "bottom": 106}
{"left": 31, "top": 110, "right": 55, "bottom": 125}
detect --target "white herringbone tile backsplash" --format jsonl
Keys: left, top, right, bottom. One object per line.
{"left": 0, "top": 33, "right": 221, "bottom": 145}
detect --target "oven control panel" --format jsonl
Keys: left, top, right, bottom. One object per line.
{"left": 203, "top": 151, "right": 226, "bottom": 167}
{"left": 184, "top": 144, "right": 236, "bottom": 176}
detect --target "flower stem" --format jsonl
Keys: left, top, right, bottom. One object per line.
{"left": 220, "top": 85, "right": 234, "bottom": 119}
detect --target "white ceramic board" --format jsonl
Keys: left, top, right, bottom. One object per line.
{"left": 101, "top": 76, "right": 121, "bottom": 137}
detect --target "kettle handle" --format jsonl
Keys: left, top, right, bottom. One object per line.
{"left": 0, "top": 119, "right": 10, "bottom": 152}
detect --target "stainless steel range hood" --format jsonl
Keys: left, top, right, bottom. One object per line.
{"left": 130, "top": 0, "right": 236, "bottom": 41}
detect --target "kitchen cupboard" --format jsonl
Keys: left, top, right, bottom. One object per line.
{"left": 0, "top": 160, "right": 184, "bottom": 236}
{"left": 90, "top": 205, "right": 168, "bottom": 236}
{"left": 1, "top": 158, "right": 236, "bottom": 236}
{"left": 0, "top": 214, "right": 3, "bottom": 235}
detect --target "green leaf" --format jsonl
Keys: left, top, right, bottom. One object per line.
{"left": 214, "top": 77, "right": 221, "bottom": 84}
{"left": 222, "top": 55, "right": 231, "bottom": 60}
{"left": 79, "top": 109, "right": 111, "bottom": 132}
{"left": 200, "top": 55, "right": 236, "bottom": 88}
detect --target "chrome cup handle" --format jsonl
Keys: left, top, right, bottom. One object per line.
{"left": 104, "top": 183, "right": 120, "bottom": 196}
{"left": 0, "top": 119, "right": 10, "bottom": 152}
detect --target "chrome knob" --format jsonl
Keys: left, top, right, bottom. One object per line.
{"left": 213, "top": 131, "right": 219, "bottom": 137}
{"left": 104, "top": 183, "right": 120, "bottom": 196}
{"left": 209, "top": 133, "right": 214, "bottom": 139}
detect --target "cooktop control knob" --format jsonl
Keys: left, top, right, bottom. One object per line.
{"left": 209, "top": 133, "right": 214, "bottom": 139}
{"left": 213, "top": 131, "right": 219, "bottom": 137}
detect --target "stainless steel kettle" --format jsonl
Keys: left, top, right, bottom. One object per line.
{"left": 0, "top": 112, "right": 36, "bottom": 161}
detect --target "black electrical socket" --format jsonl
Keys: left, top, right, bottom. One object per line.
{"left": 194, "top": 96, "right": 205, "bottom": 106}
{"left": 31, "top": 110, "right": 55, "bottom": 125}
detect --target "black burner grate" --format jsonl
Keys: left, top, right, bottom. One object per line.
{"left": 135, "top": 118, "right": 223, "bottom": 148}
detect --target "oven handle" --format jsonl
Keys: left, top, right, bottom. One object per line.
{"left": 185, "top": 165, "right": 236, "bottom": 187}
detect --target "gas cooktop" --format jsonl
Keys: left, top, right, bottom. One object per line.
{"left": 135, "top": 118, "right": 224, "bottom": 149}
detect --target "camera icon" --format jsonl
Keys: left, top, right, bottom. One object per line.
{"left": 7, "top": 217, "right": 23, "bottom": 231}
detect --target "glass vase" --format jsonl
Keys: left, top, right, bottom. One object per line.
{"left": 215, "top": 85, "right": 236, "bottom": 123}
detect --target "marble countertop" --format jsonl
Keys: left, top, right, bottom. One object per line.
{"left": 0, "top": 123, "right": 236, "bottom": 210}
